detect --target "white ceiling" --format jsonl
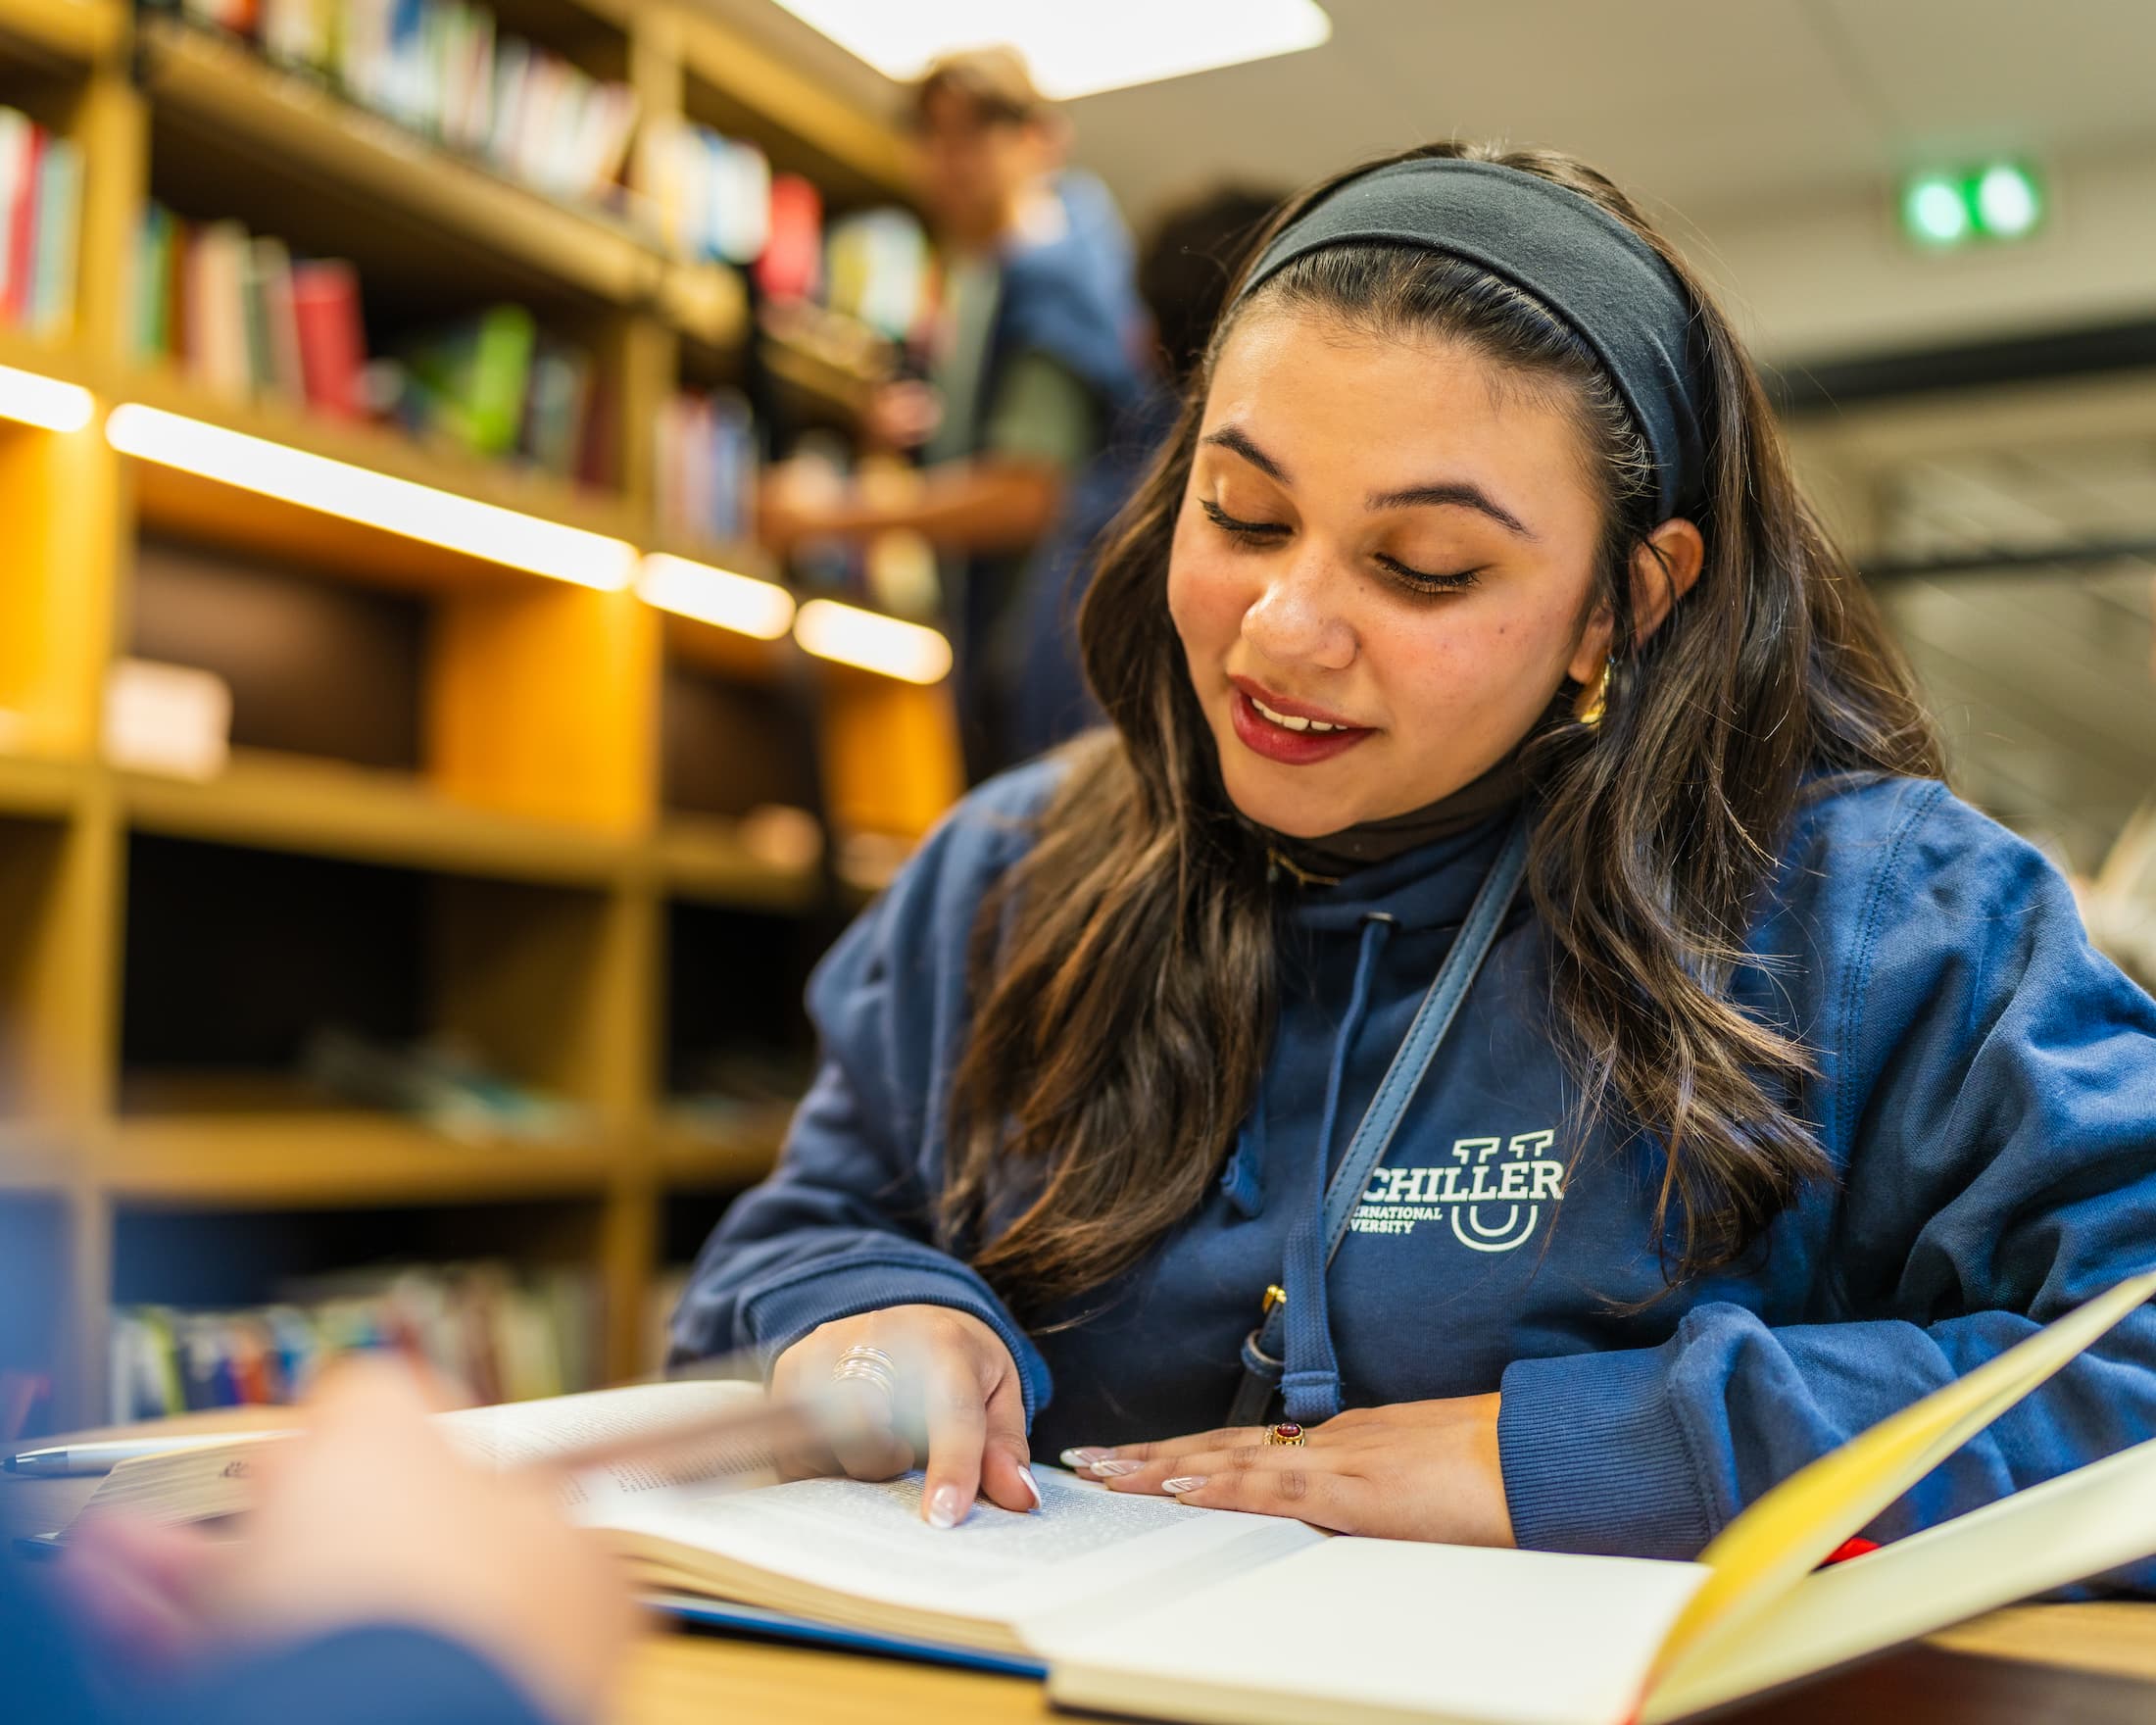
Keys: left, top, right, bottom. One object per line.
{"left": 711, "top": 0, "right": 2156, "bottom": 237}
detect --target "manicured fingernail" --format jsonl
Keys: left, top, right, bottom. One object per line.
{"left": 927, "top": 1484, "right": 963, "bottom": 1529}
{"left": 1017, "top": 1466, "right": 1043, "bottom": 1509}
{"left": 1088, "top": 1459, "right": 1143, "bottom": 1478}
{"left": 1059, "top": 1447, "right": 1112, "bottom": 1467}
{"left": 1161, "top": 1476, "right": 1208, "bottom": 1495}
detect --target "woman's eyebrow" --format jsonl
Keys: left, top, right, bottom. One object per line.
{"left": 1199, "top": 425, "right": 1289, "bottom": 483}
{"left": 1202, "top": 424, "right": 1535, "bottom": 541}
{"left": 1367, "top": 480, "right": 1537, "bottom": 540}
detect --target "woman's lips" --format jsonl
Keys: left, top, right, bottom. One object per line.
{"left": 1229, "top": 689, "right": 1376, "bottom": 764}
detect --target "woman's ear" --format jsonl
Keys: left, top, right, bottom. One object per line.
{"left": 1629, "top": 518, "right": 1705, "bottom": 648}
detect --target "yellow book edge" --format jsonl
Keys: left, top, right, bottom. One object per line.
{"left": 1641, "top": 1265, "right": 2156, "bottom": 1707}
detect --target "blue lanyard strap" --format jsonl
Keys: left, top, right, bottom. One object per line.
{"left": 1228, "top": 814, "right": 1532, "bottom": 1426}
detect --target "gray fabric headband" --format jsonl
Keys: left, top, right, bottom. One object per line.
{"left": 1234, "top": 157, "right": 1709, "bottom": 523}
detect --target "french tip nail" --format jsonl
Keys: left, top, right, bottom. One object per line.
{"left": 1161, "top": 1476, "right": 1208, "bottom": 1495}
{"left": 1018, "top": 1466, "right": 1043, "bottom": 1509}
{"left": 1058, "top": 1447, "right": 1110, "bottom": 1468}
{"left": 926, "top": 1485, "right": 962, "bottom": 1529}
{"left": 1089, "top": 1458, "right": 1144, "bottom": 1478}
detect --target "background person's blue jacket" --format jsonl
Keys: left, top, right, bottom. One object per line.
{"left": 671, "top": 758, "right": 2156, "bottom": 1574}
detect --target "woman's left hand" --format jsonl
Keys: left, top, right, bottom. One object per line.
{"left": 1063, "top": 1394, "right": 1515, "bottom": 1547}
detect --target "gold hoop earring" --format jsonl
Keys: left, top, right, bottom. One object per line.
{"left": 1573, "top": 656, "right": 1612, "bottom": 726}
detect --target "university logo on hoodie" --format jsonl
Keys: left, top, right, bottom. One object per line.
{"left": 1348, "top": 1129, "right": 1565, "bottom": 1253}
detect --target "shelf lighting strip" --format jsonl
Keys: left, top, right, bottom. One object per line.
{"left": 794, "top": 598, "right": 954, "bottom": 685}
{"left": 5, "top": 367, "right": 953, "bottom": 680}
{"left": 105, "top": 403, "right": 640, "bottom": 592}
{"left": 0, "top": 365, "right": 95, "bottom": 433}
{"left": 637, "top": 553, "right": 797, "bottom": 640}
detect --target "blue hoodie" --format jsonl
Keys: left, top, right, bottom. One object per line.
{"left": 672, "top": 758, "right": 2156, "bottom": 1572}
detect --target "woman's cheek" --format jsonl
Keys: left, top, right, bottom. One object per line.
{"left": 1165, "top": 539, "right": 1249, "bottom": 666}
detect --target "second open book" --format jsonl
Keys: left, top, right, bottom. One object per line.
{"left": 76, "top": 1267, "right": 2156, "bottom": 1724}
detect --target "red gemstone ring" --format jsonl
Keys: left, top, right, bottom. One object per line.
{"left": 1264, "top": 1421, "right": 1307, "bottom": 1447}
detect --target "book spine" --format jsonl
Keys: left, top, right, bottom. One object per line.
{"left": 0, "top": 110, "right": 30, "bottom": 326}
{"left": 289, "top": 258, "right": 367, "bottom": 418}
{"left": 5, "top": 118, "right": 45, "bottom": 328}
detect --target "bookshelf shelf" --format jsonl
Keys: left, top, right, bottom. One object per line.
{"left": 652, "top": 816, "right": 821, "bottom": 912}
{"left": 136, "top": 20, "right": 661, "bottom": 309}
{"left": 118, "top": 369, "right": 645, "bottom": 592}
{"left": 118, "top": 751, "right": 629, "bottom": 888}
{"left": 104, "top": 1110, "right": 617, "bottom": 1207}
{"left": 0, "top": 0, "right": 122, "bottom": 65}
{"left": 0, "top": 753, "right": 84, "bottom": 821}
{"left": 653, "top": 1113, "right": 789, "bottom": 1190}
{"left": 0, "top": 1123, "right": 69, "bottom": 1193}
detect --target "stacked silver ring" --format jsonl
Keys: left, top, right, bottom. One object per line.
{"left": 829, "top": 1343, "right": 898, "bottom": 1402}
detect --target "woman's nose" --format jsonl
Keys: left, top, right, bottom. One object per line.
{"left": 1242, "top": 552, "right": 1356, "bottom": 671}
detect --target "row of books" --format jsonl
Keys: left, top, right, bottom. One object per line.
{"left": 656, "top": 388, "right": 758, "bottom": 546}
{"left": 134, "top": 208, "right": 608, "bottom": 479}
{"left": 0, "top": 110, "right": 82, "bottom": 341}
{"left": 375, "top": 305, "right": 608, "bottom": 479}
{"left": 111, "top": 1259, "right": 604, "bottom": 1419}
{"left": 134, "top": 205, "right": 368, "bottom": 418}
{"left": 154, "top": 0, "right": 640, "bottom": 210}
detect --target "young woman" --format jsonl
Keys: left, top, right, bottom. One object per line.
{"left": 672, "top": 141, "right": 2156, "bottom": 1567}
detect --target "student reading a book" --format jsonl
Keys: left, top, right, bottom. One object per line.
{"left": 756, "top": 46, "right": 1148, "bottom": 781}
{"left": 673, "top": 141, "right": 2156, "bottom": 1574}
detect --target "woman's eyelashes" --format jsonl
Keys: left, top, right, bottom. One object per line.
{"left": 1199, "top": 496, "right": 1290, "bottom": 547}
{"left": 1198, "top": 497, "right": 1483, "bottom": 596}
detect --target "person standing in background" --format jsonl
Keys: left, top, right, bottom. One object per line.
{"left": 2074, "top": 569, "right": 2156, "bottom": 990}
{"left": 758, "top": 48, "right": 1148, "bottom": 782}
{"left": 1006, "top": 184, "right": 1286, "bottom": 761}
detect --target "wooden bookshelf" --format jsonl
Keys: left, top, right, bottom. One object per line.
{"left": 0, "top": 753, "right": 82, "bottom": 821}
{"left": 0, "top": 0, "right": 958, "bottom": 1429}
{"left": 117, "top": 751, "right": 631, "bottom": 889}
{"left": 652, "top": 1112, "right": 790, "bottom": 1191}
{"left": 0, "top": 0, "right": 122, "bottom": 65}
{"left": 104, "top": 1112, "right": 617, "bottom": 1207}
{"left": 135, "top": 19, "right": 660, "bottom": 308}
{"left": 651, "top": 816, "right": 821, "bottom": 912}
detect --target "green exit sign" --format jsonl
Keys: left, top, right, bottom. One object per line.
{"left": 1900, "top": 163, "right": 2045, "bottom": 248}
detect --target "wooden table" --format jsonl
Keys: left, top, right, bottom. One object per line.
{"left": 9, "top": 1416, "right": 2155, "bottom": 1724}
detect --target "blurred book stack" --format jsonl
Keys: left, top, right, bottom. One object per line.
{"left": 379, "top": 304, "right": 604, "bottom": 479}
{"left": 638, "top": 117, "right": 770, "bottom": 266}
{"left": 656, "top": 387, "right": 757, "bottom": 545}
{"left": 149, "top": 0, "right": 641, "bottom": 210}
{"left": 822, "top": 207, "right": 933, "bottom": 344}
{"left": 133, "top": 204, "right": 368, "bottom": 418}
{"left": 0, "top": 107, "right": 83, "bottom": 341}
{"left": 111, "top": 1259, "right": 604, "bottom": 1418}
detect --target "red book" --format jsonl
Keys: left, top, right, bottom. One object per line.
{"left": 755, "top": 172, "right": 823, "bottom": 303}
{"left": 289, "top": 258, "right": 367, "bottom": 419}
{"left": 5, "top": 121, "right": 44, "bottom": 326}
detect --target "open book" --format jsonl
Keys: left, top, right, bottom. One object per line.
{"left": 62, "top": 1268, "right": 2156, "bottom": 1724}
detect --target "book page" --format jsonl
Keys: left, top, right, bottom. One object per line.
{"left": 595, "top": 1464, "right": 1323, "bottom": 1641}
{"left": 439, "top": 1379, "right": 776, "bottom": 1513}
{"left": 1640, "top": 1432, "right": 2156, "bottom": 1723}
{"left": 1042, "top": 1537, "right": 1708, "bottom": 1725}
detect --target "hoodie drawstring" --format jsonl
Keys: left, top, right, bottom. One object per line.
{"left": 1277, "top": 913, "right": 1394, "bottom": 1424}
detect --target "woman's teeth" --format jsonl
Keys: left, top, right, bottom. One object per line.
{"left": 1250, "top": 695, "right": 1349, "bottom": 734}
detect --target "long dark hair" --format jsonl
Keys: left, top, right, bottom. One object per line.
{"left": 944, "top": 140, "right": 1942, "bottom": 1318}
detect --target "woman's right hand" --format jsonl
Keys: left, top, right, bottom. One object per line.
{"left": 771, "top": 1305, "right": 1038, "bottom": 1529}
